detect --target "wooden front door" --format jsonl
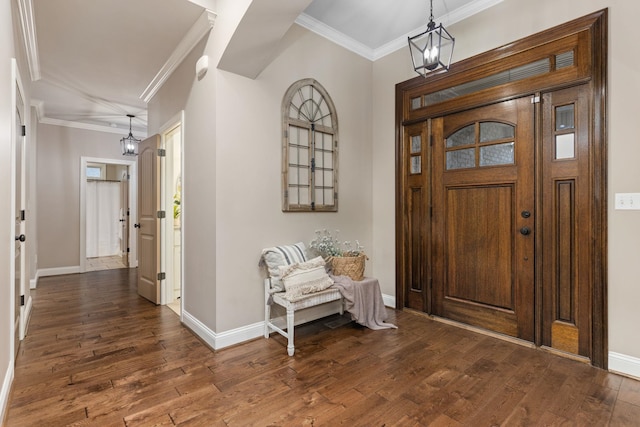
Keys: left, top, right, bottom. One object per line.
{"left": 137, "top": 135, "right": 161, "bottom": 304}
{"left": 395, "top": 11, "right": 607, "bottom": 366}
{"left": 432, "top": 97, "right": 535, "bottom": 340}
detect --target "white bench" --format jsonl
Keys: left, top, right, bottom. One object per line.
{"left": 264, "top": 278, "right": 343, "bottom": 356}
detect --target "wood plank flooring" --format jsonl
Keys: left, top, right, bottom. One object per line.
{"left": 4, "top": 269, "right": 640, "bottom": 426}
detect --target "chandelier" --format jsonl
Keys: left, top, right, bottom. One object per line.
{"left": 120, "top": 114, "right": 140, "bottom": 156}
{"left": 408, "top": 0, "right": 455, "bottom": 77}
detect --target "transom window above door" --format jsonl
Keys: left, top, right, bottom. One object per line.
{"left": 445, "top": 121, "right": 515, "bottom": 170}
{"left": 282, "top": 79, "right": 338, "bottom": 212}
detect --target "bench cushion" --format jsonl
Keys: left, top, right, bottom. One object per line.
{"left": 260, "top": 242, "right": 308, "bottom": 292}
{"left": 280, "top": 256, "right": 334, "bottom": 300}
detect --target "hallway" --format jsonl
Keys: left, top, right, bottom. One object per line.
{"left": 4, "top": 270, "right": 640, "bottom": 425}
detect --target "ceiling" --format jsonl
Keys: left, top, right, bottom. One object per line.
{"left": 19, "top": 0, "right": 498, "bottom": 137}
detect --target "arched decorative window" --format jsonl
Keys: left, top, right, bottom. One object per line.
{"left": 282, "top": 79, "right": 338, "bottom": 212}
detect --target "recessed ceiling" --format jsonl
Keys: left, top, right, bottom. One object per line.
{"left": 19, "top": 0, "right": 497, "bottom": 136}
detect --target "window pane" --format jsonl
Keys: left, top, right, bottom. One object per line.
{"left": 289, "top": 186, "right": 299, "bottom": 204}
{"left": 411, "top": 97, "right": 422, "bottom": 110}
{"left": 410, "top": 156, "right": 421, "bottom": 174}
{"left": 556, "top": 51, "right": 574, "bottom": 69}
{"left": 324, "top": 189, "right": 335, "bottom": 206}
{"left": 446, "top": 125, "right": 475, "bottom": 148}
{"left": 299, "top": 188, "right": 310, "bottom": 205}
{"left": 86, "top": 166, "right": 102, "bottom": 178}
{"left": 324, "top": 151, "right": 333, "bottom": 169}
{"left": 480, "top": 122, "right": 514, "bottom": 142}
{"left": 480, "top": 142, "right": 515, "bottom": 166}
{"left": 556, "top": 133, "right": 575, "bottom": 159}
{"left": 425, "top": 58, "right": 550, "bottom": 106}
{"left": 446, "top": 148, "right": 475, "bottom": 169}
{"left": 288, "top": 167, "right": 299, "bottom": 185}
{"left": 411, "top": 135, "right": 421, "bottom": 154}
{"left": 556, "top": 105, "right": 574, "bottom": 130}
{"left": 290, "top": 146, "right": 309, "bottom": 166}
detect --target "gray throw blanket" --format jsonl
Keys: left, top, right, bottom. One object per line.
{"left": 330, "top": 275, "right": 397, "bottom": 330}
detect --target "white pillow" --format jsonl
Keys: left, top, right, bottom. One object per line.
{"left": 279, "top": 256, "right": 334, "bottom": 300}
{"left": 260, "top": 242, "right": 308, "bottom": 292}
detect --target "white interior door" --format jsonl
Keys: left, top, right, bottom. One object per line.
{"left": 137, "top": 135, "right": 161, "bottom": 304}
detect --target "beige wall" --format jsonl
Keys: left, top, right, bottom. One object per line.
{"left": 148, "top": 1, "right": 373, "bottom": 332}
{"left": 36, "top": 124, "right": 125, "bottom": 269}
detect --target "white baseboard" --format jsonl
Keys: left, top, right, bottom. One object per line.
{"left": 609, "top": 352, "right": 640, "bottom": 380}
{"left": 183, "top": 295, "right": 397, "bottom": 353}
{"left": 181, "top": 309, "right": 263, "bottom": 351}
{"left": 382, "top": 293, "right": 395, "bottom": 308}
{"left": 30, "top": 270, "right": 40, "bottom": 289}
{"left": 38, "top": 266, "right": 81, "bottom": 277}
{"left": 0, "top": 362, "right": 14, "bottom": 424}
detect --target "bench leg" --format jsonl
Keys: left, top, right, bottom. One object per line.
{"left": 264, "top": 300, "right": 271, "bottom": 338}
{"left": 286, "top": 307, "right": 295, "bottom": 356}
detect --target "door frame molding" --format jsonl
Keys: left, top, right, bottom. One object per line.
{"left": 79, "top": 157, "right": 137, "bottom": 272}
{"left": 158, "top": 111, "right": 185, "bottom": 309}
{"left": 395, "top": 10, "right": 607, "bottom": 367}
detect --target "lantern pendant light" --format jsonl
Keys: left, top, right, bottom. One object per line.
{"left": 120, "top": 114, "right": 140, "bottom": 156}
{"left": 408, "top": 0, "right": 455, "bottom": 77}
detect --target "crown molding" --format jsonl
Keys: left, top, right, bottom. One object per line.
{"left": 140, "top": 9, "right": 216, "bottom": 103}
{"left": 36, "top": 113, "right": 147, "bottom": 138}
{"left": 298, "top": 0, "right": 504, "bottom": 62}
{"left": 38, "top": 116, "right": 148, "bottom": 137}
{"left": 16, "top": 0, "right": 41, "bottom": 81}
{"left": 295, "top": 13, "right": 375, "bottom": 61}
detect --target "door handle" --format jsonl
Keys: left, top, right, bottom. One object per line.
{"left": 15, "top": 234, "right": 26, "bottom": 242}
{"left": 134, "top": 224, "right": 141, "bottom": 228}
{"left": 520, "top": 227, "right": 531, "bottom": 236}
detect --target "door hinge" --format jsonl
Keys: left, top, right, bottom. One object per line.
{"left": 284, "top": 129, "right": 288, "bottom": 138}
{"left": 21, "top": 125, "right": 26, "bottom": 136}
{"left": 157, "top": 272, "right": 166, "bottom": 281}
{"left": 429, "top": 134, "right": 433, "bottom": 146}
{"left": 127, "top": 247, "right": 130, "bottom": 253}
{"left": 20, "top": 295, "right": 24, "bottom": 306}
{"left": 531, "top": 95, "right": 541, "bottom": 104}
{"left": 20, "top": 210, "right": 25, "bottom": 221}
{"left": 157, "top": 148, "right": 166, "bottom": 157}
{"left": 157, "top": 210, "right": 166, "bottom": 219}
{"left": 311, "top": 201, "right": 315, "bottom": 210}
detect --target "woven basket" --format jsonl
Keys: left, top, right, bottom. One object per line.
{"left": 330, "top": 254, "right": 367, "bottom": 281}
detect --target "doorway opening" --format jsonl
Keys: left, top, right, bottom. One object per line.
{"left": 160, "top": 114, "right": 183, "bottom": 316}
{"left": 80, "top": 157, "right": 137, "bottom": 273}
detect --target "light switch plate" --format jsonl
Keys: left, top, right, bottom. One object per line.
{"left": 615, "top": 193, "right": 640, "bottom": 210}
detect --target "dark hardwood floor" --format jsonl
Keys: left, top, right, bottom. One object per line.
{"left": 4, "top": 269, "right": 640, "bottom": 426}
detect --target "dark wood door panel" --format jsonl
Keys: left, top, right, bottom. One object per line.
{"left": 433, "top": 97, "right": 535, "bottom": 341}
{"left": 541, "top": 85, "right": 592, "bottom": 359}
{"left": 445, "top": 185, "right": 514, "bottom": 309}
